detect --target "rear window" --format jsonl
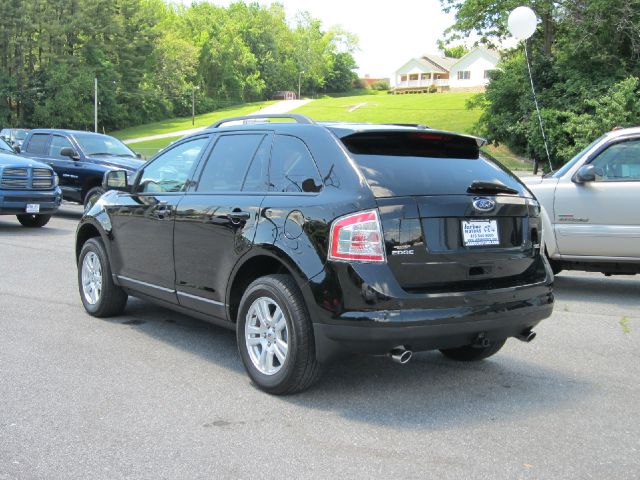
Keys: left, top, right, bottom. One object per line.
{"left": 341, "top": 131, "right": 521, "bottom": 198}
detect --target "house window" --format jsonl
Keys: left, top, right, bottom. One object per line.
{"left": 484, "top": 69, "right": 494, "bottom": 79}
{"left": 421, "top": 73, "right": 431, "bottom": 80}
{"left": 457, "top": 71, "right": 471, "bottom": 80}
{"left": 400, "top": 75, "right": 407, "bottom": 82}
{"left": 409, "top": 74, "right": 419, "bottom": 81}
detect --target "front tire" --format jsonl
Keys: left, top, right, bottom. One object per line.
{"left": 236, "top": 274, "right": 322, "bottom": 395}
{"left": 16, "top": 214, "right": 51, "bottom": 228}
{"left": 440, "top": 339, "right": 506, "bottom": 362}
{"left": 83, "top": 186, "right": 105, "bottom": 211}
{"left": 78, "top": 238, "right": 127, "bottom": 317}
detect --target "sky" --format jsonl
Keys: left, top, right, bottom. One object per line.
{"left": 181, "top": 0, "right": 457, "bottom": 79}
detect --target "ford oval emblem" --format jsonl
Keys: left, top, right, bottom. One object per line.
{"left": 473, "top": 197, "right": 495, "bottom": 212}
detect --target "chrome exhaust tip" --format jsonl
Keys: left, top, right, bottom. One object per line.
{"left": 390, "top": 346, "right": 413, "bottom": 364}
{"left": 516, "top": 330, "right": 536, "bottom": 343}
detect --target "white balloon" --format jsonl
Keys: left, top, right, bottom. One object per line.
{"left": 508, "top": 6, "right": 538, "bottom": 40}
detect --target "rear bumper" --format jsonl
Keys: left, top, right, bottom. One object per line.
{"left": 0, "top": 188, "right": 62, "bottom": 215}
{"left": 313, "top": 289, "right": 552, "bottom": 362}
{"left": 305, "top": 257, "right": 554, "bottom": 363}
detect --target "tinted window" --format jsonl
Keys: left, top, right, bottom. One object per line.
{"left": 269, "top": 135, "right": 322, "bottom": 193}
{"left": 341, "top": 131, "right": 522, "bottom": 197}
{"left": 197, "top": 134, "right": 264, "bottom": 192}
{"left": 138, "top": 137, "right": 208, "bottom": 193}
{"left": 48, "top": 136, "right": 74, "bottom": 158}
{"left": 26, "top": 134, "right": 50, "bottom": 154}
{"left": 242, "top": 136, "right": 271, "bottom": 192}
{"left": 590, "top": 139, "right": 640, "bottom": 181}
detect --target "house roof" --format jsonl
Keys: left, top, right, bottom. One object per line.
{"left": 420, "top": 54, "right": 458, "bottom": 72}
{"left": 396, "top": 47, "right": 501, "bottom": 75}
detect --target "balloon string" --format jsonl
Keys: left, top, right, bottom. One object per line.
{"left": 524, "top": 40, "right": 553, "bottom": 173}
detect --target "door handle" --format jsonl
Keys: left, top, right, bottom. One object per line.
{"left": 227, "top": 209, "right": 251, "bottom": 223}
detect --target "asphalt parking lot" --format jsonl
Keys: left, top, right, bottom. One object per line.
{"left": 1, "top": 205, "right": 639, "bottom": 480}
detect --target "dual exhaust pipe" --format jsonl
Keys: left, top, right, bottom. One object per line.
{"left": 387, "top": 329, "right": 536, "bottom": 365}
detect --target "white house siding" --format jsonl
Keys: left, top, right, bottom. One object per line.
{"left": 394, "top": 59, "right": 442, "bottom": 87}
{"left": 449, "top": 50, "right": 499, "bottom": 88}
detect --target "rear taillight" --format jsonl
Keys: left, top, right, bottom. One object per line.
{"left": 328, "top": 210, "right": 385, "bottom": 263}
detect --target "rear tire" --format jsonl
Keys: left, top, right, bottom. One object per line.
{"left": 16, "top": 214, "right": 51, "bottom": 228}
{"left": 236, "top": 274, "right": 323, "bottom": 395}
{"left": 78, "top": 237, "right": 127, "bottom": 317}
{"left": 440, "top": 339, "right": 506, "bottom": 362}
{"left": 83, "top": 186, "right": 105, "bottom": 210}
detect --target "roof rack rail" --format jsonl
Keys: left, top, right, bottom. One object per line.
{"left": 386, "top": 123, "right": 429, "bottom": 129}
{"left": 209, "top": 113, "right": 315, "bottom": 129}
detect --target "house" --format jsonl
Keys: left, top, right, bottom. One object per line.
{"left": 393, "top": 48, "right": 500, "bottom": 93}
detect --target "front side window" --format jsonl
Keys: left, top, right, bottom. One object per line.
{"left": 26, "top": 134, "right": 50, "bottom": 155}
{"left": 138, "top": 137, "right": 208, "bottom": 193}
{"left": 269, "top": 135, "right": 322, "bottom": 193}
{"left": 197, "top": 134, "right": 265, "bottom": 192}
{"left": 48, "top": 136, "right": 74, "bottom": 158}
{"left": 590, "top": 139, "right": 640, "bottom": 181}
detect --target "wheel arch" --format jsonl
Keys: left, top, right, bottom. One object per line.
{"left": 75, "top": 220, "right": 110, "bottom": 263}
{"left": 226, "top": 248, "right": 316, "bottom": 324}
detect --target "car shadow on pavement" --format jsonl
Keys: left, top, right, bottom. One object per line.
{"left": 554, "top": 273, "right": 640, "bottom": 306}
{"left": 0, "top": 220, "right": 70, "bottom": 236}
{"left": 119, "top": 298, "right": 590, "bottom": 430}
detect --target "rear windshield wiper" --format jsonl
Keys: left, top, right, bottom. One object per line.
{"left": 467, "top": 180, "right": 518, "bottom": 195}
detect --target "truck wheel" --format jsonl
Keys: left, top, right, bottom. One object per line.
{"left": 16, "top": 214, "right": 51, "bottom": 228}
{"left": 78, "top": 237, "right": 127, "bottom": 317}
{"left": 84, "top": 186, "right": 105, "bottom": 210}
{"left": 236, "top": 274, "right": 323, "bottom": 395}
{"left": 440, "top": 339, "right": 506, "bottom": 362}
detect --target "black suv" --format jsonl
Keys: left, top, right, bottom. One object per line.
{"left": 20, "top": 129, "right": 143, "bottom": 209}
{"left": 75, "top": 114, "right": 554, "bottom": 394}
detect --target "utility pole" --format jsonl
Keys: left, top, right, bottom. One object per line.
{"left": 191, "top": 86, "right": 199, "bottom": 126}
{"left": 298, "top": 71, "right": 305, "bottom": 99}
{"left": 94, "top": 78, "right": 98, "bottom": 133}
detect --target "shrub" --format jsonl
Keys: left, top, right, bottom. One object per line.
{"left": 371, "top": 80, "right": 390, "bottom": 91}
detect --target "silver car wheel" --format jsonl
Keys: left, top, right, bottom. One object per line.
{"left": 245, "top": 296, "right": 289, "bottom": 376}
{"left": 81, "top": 251, "right": 103, "bottom": 305}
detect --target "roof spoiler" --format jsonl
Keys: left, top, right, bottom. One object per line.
{"left": 209, "top": 114, "right": 315, "bottom": 128}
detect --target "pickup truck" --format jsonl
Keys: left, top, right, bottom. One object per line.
{"left": 0, "top": 136, "right": 61, "bottom": 227}
{"left": 523, "top": 126, "right": 640, "bottom": 275}
{"left": 20, "top": 129, "right": 144, "bottom": 209}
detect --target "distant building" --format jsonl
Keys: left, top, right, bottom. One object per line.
{"left": 359, "top": 75, "right": 391, "bottom": 89}
{"left": 393, "top": 48, "right": 500, "bottom": 93}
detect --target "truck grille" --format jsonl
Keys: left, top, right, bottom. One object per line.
{"left": 1, "top": 166, "right": 54, "bottom": 190}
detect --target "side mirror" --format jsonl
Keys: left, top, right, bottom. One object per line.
{"left": 573, "top": 164, "right": 597, "bottom": 183}
{"left": 102, "top": 170, "right": 130, "bottom": 192}
{"left": 60, "top": 147, "right": 80, "bottom": 160}
{"left": 13, "top": 144, "right": 20, "bottom": 154}
{"left": 136, "top": 152, "right": 143, "bottom": 160}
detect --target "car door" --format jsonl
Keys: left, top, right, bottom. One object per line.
{"left": 107, "top": 135, "right": 211, "bottom": 303}
{"left": 44, "top": 134, "right": 84, "bottom": 199}
{"left": 554, "top": 137, "right": 640, "bottom": 258}
{"left": 173, "top": 132, "right": 270, "bottom": 318}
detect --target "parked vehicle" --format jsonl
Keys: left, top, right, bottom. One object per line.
{"left": 75, "top": 114, "right": 553, "bottom": 394}
{"left": 0, "top": 128, "right": 30, "bottom": 150}
{"left": 20, "top": 129, "right": 144, "bottom": 209}
{"left": 524, "top": 127, "right": 640, "bottom": 275}
{"left": 0, "top": 137, "right": 61, "bottom": 227}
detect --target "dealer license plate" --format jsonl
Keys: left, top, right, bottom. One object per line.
{"left": 26, "top": 204, "right": 40, "bottom": 214}
{"left": 461, "top": 219, "right": 500, "bottom": 247}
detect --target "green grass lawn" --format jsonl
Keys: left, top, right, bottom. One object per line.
{"left": 111, "top": 100, "right": 276, "bottom": 140}
{"left": 128, "top": 135, "right": 182, "bottom": 159}
{"left": 293, "top": 91, "right": 482, "bottom": 133}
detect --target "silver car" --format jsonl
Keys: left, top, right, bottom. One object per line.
{"left": 523, "top": 127, "right": 640, "bottom": 275}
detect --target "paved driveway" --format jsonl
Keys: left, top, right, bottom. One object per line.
{"left": 1, "top": 207, "right": 639, "bottom": 479}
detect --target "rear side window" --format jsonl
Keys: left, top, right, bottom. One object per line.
{"left": 341, "top": 131, "right": 521, "bottom": 198}
{"left": 197, "top": 134, "right": 265, "bottom": 192}
{"left": 26, "top": 134, "right": 50, "bottom": 154}
{"left": 269, "top": 135, "right": 322, "bottom": 193}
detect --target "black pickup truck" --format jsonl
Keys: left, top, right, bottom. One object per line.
{"left": 20, "top": 129, "right": 144, "bottom": 209}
